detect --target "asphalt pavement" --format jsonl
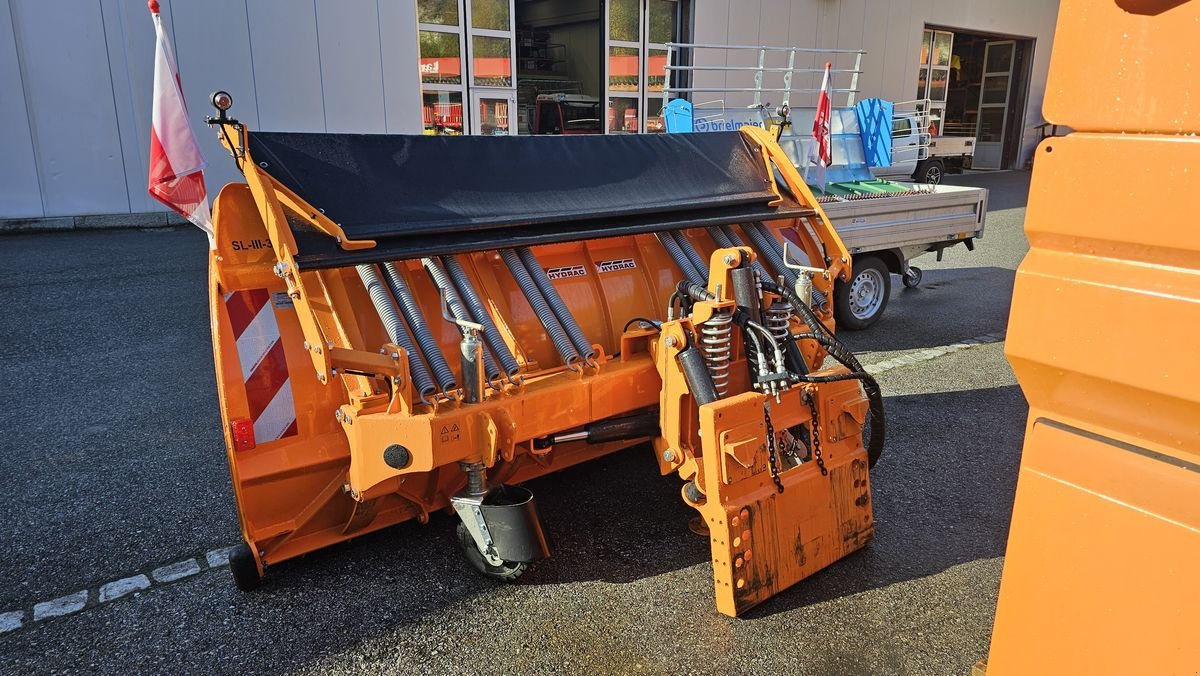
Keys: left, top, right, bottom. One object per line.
{"left": 0, "top": 170, "right": 1031, "bottom": 675}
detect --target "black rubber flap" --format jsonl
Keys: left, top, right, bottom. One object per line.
{"left": 249, "top": 131, "right": 778, "bottom": 242}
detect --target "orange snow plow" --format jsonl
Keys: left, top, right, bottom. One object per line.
{"left": 204, "top": 95, "right": 883, "bottom": 616}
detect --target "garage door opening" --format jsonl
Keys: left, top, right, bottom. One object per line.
{"left": 918, "top": 27, "right": 1036, "bottom": 169}
{"left": 515, "top": 1, "right": 603, "bottom": 134}
{"left": 516, "top": 0, "right": 686, "bottom": 135}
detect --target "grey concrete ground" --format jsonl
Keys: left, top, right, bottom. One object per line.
{"left": 0, "top": 171, "right": 1031, "bottom": 675}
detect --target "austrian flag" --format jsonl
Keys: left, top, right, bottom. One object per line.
{"left": 147, "top": 0, "right": 212, "bottom": 241}
{"left": 807, "top": 61, "right": 834, "bottom": 192}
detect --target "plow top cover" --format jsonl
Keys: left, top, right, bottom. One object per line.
{"left": 248, "top": 131, "right": 815, "bottom": 269}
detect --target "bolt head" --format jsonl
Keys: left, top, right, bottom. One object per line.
{"left": 723, "top": 254, "right": 736, "bottom": 265}
{"left": 662, "top": 449, "right": 677, "bottom": 463}
{"left": 664, "top": 335, "right": 679, "bottom": 348}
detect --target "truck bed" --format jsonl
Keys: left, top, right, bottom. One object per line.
{"left": 928, "top": 135, "right": 976, "bottom": 158}
{"left": 821, "top": 183, "right": 988, "bottom": 255}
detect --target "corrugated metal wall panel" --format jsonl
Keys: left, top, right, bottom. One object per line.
{"left": 100, "top": 0, "right": 159, "bottom": 214}
{"left": 0, "top": 0, "right": 42, "bottom": 218}
{"left": 315, "top": 0, "right": 387, "bottom": 133}
{"left": 168, "top": 0, "right": 262, "bottom": 194}
{"left": 379, "top": 0, "right": 423, "bottom": 135}
{"left": 246, "top": 0, "right": 326, "bottom": 132}
{"left": 10, "top": 0, "right": 130, "bottom": 216}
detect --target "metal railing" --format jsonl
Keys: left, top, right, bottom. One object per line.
{"left": 890, "top": 99, "right": 934, "bottom": 162}
{"left": 663, "top": 42, "right": 866, "bottom": 109}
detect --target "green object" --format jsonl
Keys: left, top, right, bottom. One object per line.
{"left": 809, "top": 179, "right": 913, "bottom": 197}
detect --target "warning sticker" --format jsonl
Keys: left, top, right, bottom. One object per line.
{"left": 440, "top": 423, "right": 462, "bottom": 443}
{"left": 271, "top": 291, "right": 295, "bottom": 309}
{"left": 546, "top": 265, "right": 587, "bottom": 280}
{"left": 596, "top": 258, "right": 637, "bottom": 274}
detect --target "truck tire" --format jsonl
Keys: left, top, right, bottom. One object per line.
{"left": 834, "top": 255, "right": 891, "bottom": 330}
{"left": 915, "top": 159, "right": 945, "bottom": 184}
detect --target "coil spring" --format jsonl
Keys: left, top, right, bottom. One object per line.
{"left": 766, "top": 300, "right": 793, "bottom": 343}
{"left": 700, "top": 310, "right": 733, "bottom": 397}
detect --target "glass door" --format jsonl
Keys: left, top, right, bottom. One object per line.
{"left": 974, "top": 40, "right": 1015, "bottom": 169}
{"left": 605, "top": 0, "right": 679, "bottom": 133}
{"left": 418, "top": 1, "right": 468, "bottom": 134}
{"left": 464, "top": 0, "right": 517, "bottom": 134}
{"left": 916, "top": 29, "right": 954, "bottom": 135}
{"left": 417, "top": 0, "right": 516, "bottom": 135}
{"left": 470, "top": 90, "right": 517, "bottom": 135}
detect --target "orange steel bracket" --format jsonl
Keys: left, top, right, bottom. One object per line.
{"left": 654, "top": 250, "right": 873, "bottom": 616}
{"left": 740, "top": 124, "right": 851, "bottom": 283}
{"left": 692, "top": 379, "right": 872, "bottom": 617}
{"left": 988, "top": 0, "right": 1200, "bottom": 672}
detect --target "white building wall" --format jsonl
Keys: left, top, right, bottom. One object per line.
{"left": 0, "top": 0, "right": 1054, "bottom": 221}
{"left": 0, "top": 0, "right": 421, "bottom": 221}
{"left": 692, "top": 0, "right": 1060, "bottom": 167}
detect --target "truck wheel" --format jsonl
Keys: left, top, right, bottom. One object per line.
{"left": 916, "top": 159, "right": 945, "bottom": 184}
{"left": 456, "top": 522, "right": 528, "bottom": 581}
{"left": 229, "top": 543, "right": 264, "bottom": 591}
{"left": 834, "top": 256, "right": 891, "bottom": 330}
{"left": 902, "top": 266, "right": 923, "bottom": 289}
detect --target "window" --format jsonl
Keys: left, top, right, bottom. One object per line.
{"left": 892, "top": 118, "right": 912, "bottom": 137}
{"left": 417, "top": 0, "right": 517, "bottom": 135}
{"left": 418, "top": 0, "right": 459, "bottom": 25}
{"left": 466, "top": 0, "right": 514, "bottom": 90}
{"left": 472, "top": 35, "right": 512, "bottom": 87}
{"left": 420, "top": 30, "right": 463, "bottom": 85}
{"left": 423, "top": 90, "right": 464, "bottom": 135}
{"left": 418, "top": 1, "right": 468, "bottom": 134}
{"left": 916, "top": 29, "right": 953, "bottom": 136}
{"left": 608, "top": 0, "right": 680, "bottom": 134}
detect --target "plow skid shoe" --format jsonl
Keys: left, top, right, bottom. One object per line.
{"left": 697, "top": 383, "right": 874, "bottom": 616}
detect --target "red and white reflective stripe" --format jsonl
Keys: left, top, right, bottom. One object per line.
{"left": 225, "top": 289, "right": 297, "bottom": 443}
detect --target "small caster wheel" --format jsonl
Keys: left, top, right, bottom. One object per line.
{"left": 902, "top": 266, "right": 923, "bottom": 289}
{"left": 229, "top": 543, "right": 264, "bottom": 591}
{"left": 456, "top": 522, "right": 528, "bottom": 581}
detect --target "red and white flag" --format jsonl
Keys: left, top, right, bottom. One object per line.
{"left": 147, "top": 0, "right": 212, "bottom": 243}
{"left": 807, "top": 61, "right": 834, "bottom": 192}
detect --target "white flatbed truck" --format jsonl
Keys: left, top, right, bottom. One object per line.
{"left": 663, "top": 42, "right": 990, "bottom": 328}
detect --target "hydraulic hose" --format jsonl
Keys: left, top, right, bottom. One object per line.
{"left": 356, "top": 264, "right": 437, "bottom": 404}
{"left": 763, "top": 279, "right": 885, "bottom": 467}
{"left": 744, "top": 222, "right": 828, "bottom": 308}
{"left": 380, "top": 262, "right": 458, "bottom": 397}
{"left": 656, "top": 232, "right": 705, "bottom": 285}
{"left": 422, "top": 257, "right": 503, "bottom": 387}
{"left": 672, "top": 231, "right": 712, "bottom": 284}
{"left": 500, "top": 249, "right": 581, "bottom": 369}
{"left": 707, "top": 226, "right": 773, "bottom": 283}
{"left": 515, "top": 247, "right": 597, "bottom": 366}
{"left": 440, "top": 255, "right": 523, "bottom": 384}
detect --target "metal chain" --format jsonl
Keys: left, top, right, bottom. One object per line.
{"left": 763, "top": 401, "right": 785, "bottom": 493}
{"left": 805, "top": 392, "right": 829, "bottom": 477}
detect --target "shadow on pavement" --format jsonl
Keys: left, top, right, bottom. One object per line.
{"left": 246, "top": 382, "right": 1025, "bottom": 626}
{"left": 944, "top": 170, "right": 1030, "bottom": 211}
{"left": 747, "top": 384, "right": 1026, "bottom": 618}
{"left": 839, "top": 266, "right": 1016, "bottom": 355}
